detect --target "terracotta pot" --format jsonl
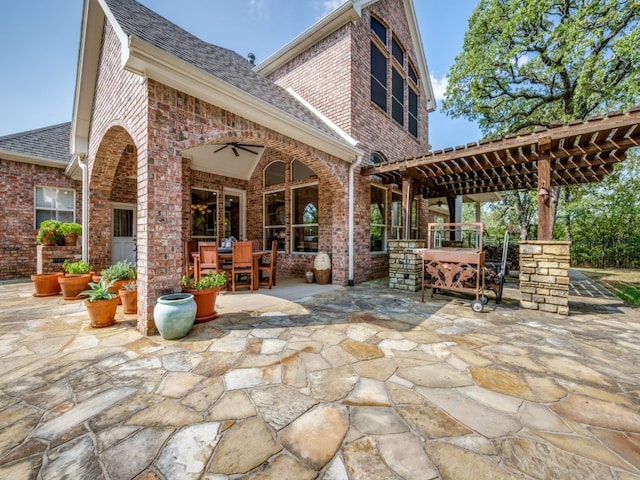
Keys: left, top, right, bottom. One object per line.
{"left": 63, "top": 233, "right": 78, "bottom": 246}
{"left": 182, "top": 287, "right": 221, "bottom": 323}
{"left": 85, "top": 297, "right": 119, "bottom": 328}
{"left": 31, "top": 272, "right": 63, "bottom": 297}
{"left": 40, "top": 232, "right": 59, "bottom": 246}
{"left": 119, "top": 289, "right": 138, "bottom": 314}
{"left": 58, "top": 274, "right": 92, "bottom": 300}
{"left": 107, "top": 279, "right": 128, "bottom": 304}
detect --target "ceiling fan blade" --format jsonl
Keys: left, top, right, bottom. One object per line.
{"left": 214, "top": 145, "right": 227, "bottom": 153}
{"left": 235, "top": 145, "right": 259, "bottom": 155}
{"left": 232, "top": 146, "right": 239, "bottom": 157}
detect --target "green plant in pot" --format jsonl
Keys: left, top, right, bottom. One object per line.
{"left": 101, "top": 260, "right": 136, "bottom": 301}
{"left": 59, "top": 259, "right": 93, "bottom": 300}
{"left": 37, "top": 220, "right": 63, "bottom": 246}
{"left": 59, "top": 222, "right": 82, "bottom": 246}
{"left": 181, "top": 272, "right": 227, "bottom": 322}
{"left": 119, "top": 280, "right": 138, "bottom": 314}
{"left": 80, "top": 278, "right": 119, "bottom": 328}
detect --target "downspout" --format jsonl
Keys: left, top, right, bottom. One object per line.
{"left": 348, "top": 153, "right": 364, "bottom": 286}
{"left": 76, "top": 154, "right": 89, "bottom": 262}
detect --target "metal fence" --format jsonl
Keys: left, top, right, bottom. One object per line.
{"left": 571, "top": 235, "right": 640, "bottom": 269}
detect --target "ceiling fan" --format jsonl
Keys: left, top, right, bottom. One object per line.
{"left": 213, "top": 143, "right": 260, "bottom": 157}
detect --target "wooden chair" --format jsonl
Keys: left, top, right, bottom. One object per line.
{"left": 196, "top": 242, "right": 226, "bottom": 284}
{"left": 230, "top": 241, "right": 254, "bottom": 293}
{"left": 183, "top": 241, "right": 197, "bottom": 278}
{"left": 258, "top": 240, "right": 278, "bottom": 289}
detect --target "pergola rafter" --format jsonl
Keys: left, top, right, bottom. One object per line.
{"left": 362, "top": 107, "right": 640, "bottom": 240}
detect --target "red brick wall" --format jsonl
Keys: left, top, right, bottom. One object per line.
{"left": 0, "top": 158, "right": 81, "bottom": 280}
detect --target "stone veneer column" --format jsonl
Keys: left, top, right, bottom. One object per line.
{"left": 519, "top": 241, "right": 571, "bottom": 315}
{"left": 388, "top": 240, "right": 426, "bottom": 292}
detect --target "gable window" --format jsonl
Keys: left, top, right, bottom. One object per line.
{"left": 191, "top": 188, "right": 218, "bottom": 240}
{"left": 292, "top": 183, "right": 318, "bottom": 253}
{"left": 35, "top": 186, "right": 75, "bottom": 228}
{"left": 264, "top": 190, "right": 286, "bottom": 251}
{"left": 264, "top": 161, "right": 285, "bottom": 186}
{"left": 371, "top": 16, "right": 387, "bottom": 44}
{"left": 371, "top": 42, "right": 387, "bottom": 112}
{"left": 392, "top": 36, "right": 404, "bottom": 66}
{"left": 408, "top": 86, "right": 419, "bottom": 138}
{"left": 392, "top": 67, "right": 404, "bottom": 126}
{"left": 370, "top": 185, "right": 387, "bottom": 252}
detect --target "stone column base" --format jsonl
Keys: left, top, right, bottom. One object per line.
{"left": 389, "top": 240, "right": 426, "bottom": 292}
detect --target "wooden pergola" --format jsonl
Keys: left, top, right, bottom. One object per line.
{"left": 363, "top": 107, "right": 640, "bottom": 240}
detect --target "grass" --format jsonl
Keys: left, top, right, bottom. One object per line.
{"left": 576, "top": 268, "right": 640, "bottom": 307}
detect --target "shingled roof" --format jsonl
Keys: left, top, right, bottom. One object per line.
{"left": 0, "top": 122, "right": 72, "bottom": 165}
{"left": 103, "top": 0, "right": 348, "bottom": 146}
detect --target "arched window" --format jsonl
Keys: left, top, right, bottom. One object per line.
{"left": 292, "top": 160, "right": 316, "bottom": 181}
{"left": 264, "top": 161, "right": 285, "bottom": 187}
{"left": 370, "top": 151, "right": 387, "bottom": 166}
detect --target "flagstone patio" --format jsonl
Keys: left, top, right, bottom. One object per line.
{"left": 0, "top": 273, "right": 638, "bottom": 479}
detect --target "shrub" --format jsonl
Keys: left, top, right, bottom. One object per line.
{"left": 63, "top": 259, "right": 92, "bottom": 275}
{"left": 36, "top": 220, "right": 64, "bottom": 245}
{"left": 182, "top": 272, "right": 226, "bottom": 290}
{"left": 59, "top": 222, "right": 83, "bottom": 236}
{"left": 101, "top": 260, "right": 136, "bottom": 282}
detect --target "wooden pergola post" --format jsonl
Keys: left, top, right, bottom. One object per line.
{"left": 401, "top": 175, "right": 414, "bottom": 239}
{"left": 537, "top": 136, "right": 552, "bottom": 240}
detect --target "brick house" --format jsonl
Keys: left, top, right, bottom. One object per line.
{"left": 0, "top": 0, "right": 440, "bottom": 334}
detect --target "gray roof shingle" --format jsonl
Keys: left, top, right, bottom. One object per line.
{"left": 0, "top": 122, "right": 72, "bottom": 164}
{"left": 104, "top": 0, "right": 348, "bottom": 145}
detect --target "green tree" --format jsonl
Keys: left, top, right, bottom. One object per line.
{"left": 443, "top": 0, "right": 640, "bottom": 239}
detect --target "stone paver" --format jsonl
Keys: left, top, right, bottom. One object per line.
{"left": 1, "top": 274, "right": 640, "bottom": 479}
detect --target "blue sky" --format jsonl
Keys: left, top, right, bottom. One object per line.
{"left": 0, "top": 0, "right": 481, "bottom": 150}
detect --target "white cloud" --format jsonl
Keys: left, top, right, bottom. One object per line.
{"left": 430, "top": 74, "right": 448, "bottom": 102}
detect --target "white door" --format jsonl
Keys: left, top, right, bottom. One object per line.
{"left": 112, "top": 203, "right": 137, "bottom": 265}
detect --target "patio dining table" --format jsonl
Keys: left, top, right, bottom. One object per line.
{"left": 192, "top": 248, "right": 270, "bottom": 291}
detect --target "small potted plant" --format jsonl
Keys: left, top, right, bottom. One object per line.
{"left": 59, "top": 222, "right": 82, "bottom": 246}
{"left": 101, "top": 260, "right": 136, "bottom": 302}
{"left": 119, "top": 280, "right": 138, "bottom": 314}
{"left": 58, "top": 259, "right": 93, "bottom": 300}
{"left": 181, "top": 272, "right": 227, "bottom": 322}
{"left": 36, "top": 220, "right": 63, "bottom": 246}
{"left": 80, "top": 278, "right": 119, "bottom": 328}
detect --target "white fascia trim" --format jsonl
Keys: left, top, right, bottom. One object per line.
{"left": 403, "top": 0, "right": 436, "bottom": 112}
{"left": 0, "top": 150, "right": 69, "bottom": 170}
{"left": 125, "top": 38, "right": 361, "bottom": 162}
{"left": 71, "top": 0, "right": 105, "bottom": 157}
{"left": 254, "top": 1, "right": 358, "bottom": 76}
{"left": 286, "top": 87, "right": 361, "bottom": 149}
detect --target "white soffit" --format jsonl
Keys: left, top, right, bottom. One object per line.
{"left": 183, "top": 143, "right": 265, "bottom": 180}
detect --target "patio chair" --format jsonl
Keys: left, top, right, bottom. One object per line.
{"left": 230, "top": 241, "right": 254, "bottom": 293}
{"left": 197, "top": 242, "right": 227, "bottom": 285}
{"left": 183, "top": 241, "right": 197, "bottom": 278}
{"left": 258, "top": 240, "right": 278, "bottom": 289}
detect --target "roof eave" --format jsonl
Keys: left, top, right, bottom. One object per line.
{"left": 126, "top": 37, "right": 361, "bottom": 162}
{"left": 0, "top": 150, "right": 69, "bottom": 170}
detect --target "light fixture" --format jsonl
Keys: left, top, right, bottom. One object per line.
{"left": 538, "top": 180, "right": 549, "bottom": 199}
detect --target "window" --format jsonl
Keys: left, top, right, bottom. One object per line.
{"left": 370, "top": 151, "right": 386, "bottom": 166}
{"left": 292, "top": 184, "right": 318, "bottom": 253}
{"left": 391, "top": 191, "right": 402, "bottom": 240}
{"left": 191, "top": 188, "right": 218, "bottom": 240}
{"left": 370, "top": 42, "right": 387, "bottom": 112}
{"left": 408, "top": 62, "right": 418, "bottom": 84}
{"left": 264, "top": 190, "right": 286, "bottom": 251}
{"left": 264, "top": 161, "right": 285, "bottom": 186}
{"left": 371, "top": 16, "right": 387, "bottom": 44}
{"left": 408, "top": 86, "right": 419, "bottom": 138}
{"left": 392, "top": 67, "right": 404, "bottom": 126}
{"left": 392, "top": 36, "right": 404, "bottom": 66}
{"left": 35, "top": 186, "right": 75, "bottom": 228}
{"left": 292, "top": 160, "right": 317, "bottom": 181}
{"left": 370, "top": 185, "right": 387, "bottom": 252}
{"left": 411, "top": 198, "right": 419, "bottom": 239}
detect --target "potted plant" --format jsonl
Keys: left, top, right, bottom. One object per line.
{"left": 119, "top": 280, "right": 138, "bottom": 314}
{"left": 59, "top": 222, "right": 82, "bottom": 246}
{"left": 101, "top": 260, "right": 136, "bottom": 302}
{"left": 181, "top": 272, "right": 226, "bottom": 322}
{"left": 154, "top": 292, "right": 197, "bottom": 340}
{"left": 58, "top": 259, "right": 93, "bottom": 300}
{"left": 80, "top": 278, "right": 119, "bottom": 328}
{"left": 36, "top": 220, "right": 63, "bottom": 246}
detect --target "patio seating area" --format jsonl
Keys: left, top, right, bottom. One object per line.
{"left": 0, "top": 272, "right": 639, "bottom": 478}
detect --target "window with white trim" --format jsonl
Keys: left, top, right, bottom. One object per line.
{"left": 191, "top": 188, "right": 218, "bottom": 240}
{"left": 370, "top": 185, "right": 387, "bottom": 252}
{"left": 292, "top": 183, "right": 318, "bottom": 253}
{"left": 264, "top": 190, "right": 286, "bottom": 251}
{"left": 34, "top": 186, "right": 75, "bottom": 228}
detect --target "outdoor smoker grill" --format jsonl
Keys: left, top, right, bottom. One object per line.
{"left": 410, "top": 223, "right": 488, "bottom": 312}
